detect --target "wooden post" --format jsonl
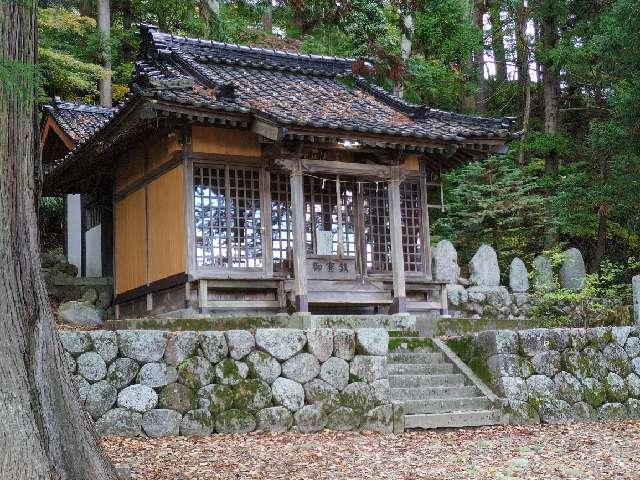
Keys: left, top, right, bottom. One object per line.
{"left": 290, "top": 162, "right": 308, "bottom": 312}
{"left": 388, "top": 168, "right": 406, "bottom": 313}
{"left": 198, "top": 279, "right": 208, "bottom": 312}
{"left": 420, "top": 168, "right": 433, "bottom": 279}
{"left": 260, "top": 167, "right": 273, "bottom": 277}
{"left": 335, "top": 175, "right": 344, "bottom": 257}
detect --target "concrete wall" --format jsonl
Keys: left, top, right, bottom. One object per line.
{"left": 59, "top": 328, "right": 401, "bottom": 437}
{"left": 85, "top": 224, "right": 102, "bottom": 277}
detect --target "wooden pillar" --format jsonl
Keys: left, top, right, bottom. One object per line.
{"left": 290, "top": 162, "right": 308, "bottom": 312}
{"left": 420, "top": 170, "right": 433, "bottom": 280}
{"left": 388, "top": 168, "right": 406, "bottom": 313}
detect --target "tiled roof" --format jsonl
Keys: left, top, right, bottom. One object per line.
{"left": 43, "top": 98, "right": 116, "bottom": 144}
{"left": 133, "top": 24, "right": 515, "bottom": 142}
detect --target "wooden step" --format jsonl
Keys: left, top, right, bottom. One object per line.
{"left": 405, "top": 410, "right": 503, "bottom": 429}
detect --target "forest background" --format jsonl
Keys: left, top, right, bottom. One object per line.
{"left": 35, "top": 0, "right": 640, "bottom": 305}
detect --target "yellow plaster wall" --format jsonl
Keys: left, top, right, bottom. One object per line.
{"left": 191, "top": 125, "right": 261, "bottom": 157}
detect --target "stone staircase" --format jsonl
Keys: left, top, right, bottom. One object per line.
{"left": 389, "top": 335, "right": 503, "bottom": 429}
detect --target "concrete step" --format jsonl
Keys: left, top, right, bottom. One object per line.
{"left": 389, "top": 373, "right": 467, "bottom": 388}
{"left": 388, "top": 363, "right": 454, "bottom": 375}
{"left": 388, "top": 337, "right": 437, "bottom": 354}
{"left": 404, "top": 410, "right": 503, "bottom": 429}
{"left": 388, "top": 352, "right": 444, "bottom": 364}
{"left": 402, "top": 397, "right": 492, "bottom": 415}
{"left": 391, "top": 386, "right": 478, "bottom": 401}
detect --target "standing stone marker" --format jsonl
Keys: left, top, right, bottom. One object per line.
{"left": 509, "top": 257, "right": 529, "bottom": 292}
{"left": 559, "top": 248, "right": 586, "bottom": 291}
{"left": 432, "top": 240, "right": 459, "bottom": 283}
{"left": 532, "top": 255, "right": 553, "bottom": 290}
{"left": 469, "top": 244, "right": 500, "bottom": 287}
{"left": 633, "top": 275, "right": 640, "bottom": 327}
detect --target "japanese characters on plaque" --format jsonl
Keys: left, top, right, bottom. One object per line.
{"left": 305, "top": 257, "right": 356, "bottom": 280}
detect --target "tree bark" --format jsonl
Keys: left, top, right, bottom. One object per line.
{"left": 488, "top": 0, "right": 507, "bottom": 82}
{"left": 98, "top": 0, "right": 112, "bottom": 107}
{"left": 473, "top": 0, "right": 487, "bottom": 112}
{"left": 0, "top": 3, "right": 117, "bottom": 479}
{"left": 541, "top": 3, "right": 559, "bottom": 173}
{"left": 514, "top": 0, "right": 530, "bottom": 164}
{"left": 263, "top": 2, "right": 273, "bottom": 34}
{"left": 393, "top": 13, "right": 413, "bottom": 98}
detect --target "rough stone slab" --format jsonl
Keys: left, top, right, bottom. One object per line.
{"left": 624, "top": 336, "right": 640, "bottom": 358}
{"left": 77, "top": 352, "right": 107, "bottom": 382}
{"left": 597, "top": 402, "right": 628, "bottom": 421}
{"left": 532, "top": 255, "right": 553, "bottom": 290}
{"left": 89, "top": 331, "right": 118, "bottom": 363}
{"left": 178, "top": 356, "right": 214, "bottom": 389}
{"left": 582, "top": 377, "right": 606, "bottom": 407}
{"left": 271, "top": 377, "right": 304, "bottom": 412}
{"left": 142, "top": 409, "right": 182, "bottom": 437}
{"left": 476, "top": 330, "right": 519, "bottom": 355}
{"left": 58, "top": 301, "right": 104, "bottom": 327}
{"left": 559, "top": 248, "right": 586, "bottom": 291}
{"left": 487, "top": 354, "right": 532, "bottom": 378}
{"left": 225, "top": 330, "right": 255, "bottom": 360}
{"left": 469, "top": 244, "right": 500, "bottom": 287}
{"left": 117, "top": 384, "right": 158, "bottom": 413}
{"left": 214, "top": 359, "right": 249, "bottom": 386}
{"left": 256, "top": 406, "right": 294, "bottom": 432}
{"left": 106, "top": 358, "right": 140, "bottom": 390}
{"left": 538, "top": 398, "right": 573, "bottom": 423}
{"left": 326, "top": 406, "right": 360, "bottom": 431}
{"left": 320, "top": 357, "right": 350, "bottom": 391}
{"left": 64, "top": 351, "right": 76, "bottom": 374}
{"left": 371, "top": 379, "right": 390, "bottom": 404}
{"left": 164, "top": 331, "right": 199, "bottom": 365}
{"left": 232, "top": 379, "right": 272, "bottom": 412}
{"left": 180, "top": 409, "right": 213, "bottom": 436}
{"left": 85, "top": 380, "right": 117, "bottom": 420}
{"left": 569, "top": 329, "right": 588, "bottom": 351}
{"left": 59, "top": 331, "right": 92, "bottom": 354}
{"left": 355, "top": 329, "right": 388, "bottom": 356}
{"left": 96, "top": 408, "right": 142, "bottom": 437}
{"left": 625, "top": 373, "right": 640, "bottom": 398}
{"left": 158, "top": 383, "right": 196, "bottom": 413}
{"left": 198, "top": 331, "right": 228, "bottom": 364}
{"left": 303, "top": 378, "right": 338, "bottom": 411}
{"left": 613, "top": 327, "right": 632, "bottom": 347}
{"left": 306, "top": 328, "right": 333, "bottom": 362}
{"left": 634, "top": 275, "right": 640, "bottom": 326}
{"left": 602, "top": 345, "right": 631, "bottom": 377}
{"left": 333, "top": 329, "right": 356, "bottom": 360}
{"left": 255, "top": 328, "right": 306, "bottom": 361}
{"left": 197, "top": 384, "right": 232, "bottom": 414}
{"left": 137, "top": 362, "right": 178, "bottom": 388}
{"left": 73, "top": 374, "right": 91, "bottom": 402}
{"left": 294, "top": 404, "right": 327, "bottom": 433}
{"left": 605, "top": 372, "right": 629, "bottom": 403}
{"left": 519, "top": 329, "right": 551, "bottom": 356}
{"left": 433, "top": 240, "right": 460, "bottom": 283}
{"left": 118, "top": 330, "right": 167, "bottom": 363}
{"left": 350, "top": 355, "right": 387, "bottom": 383}
{"left": 245, "top": 350, "right": 281, "bottom": 384}
{"left": 509, "top": 257, "right": 529, "bottom": 293}
{"left": 572, "top": 401, "right": 595, "bottom": 421}
{"left": 497, "top": 376, "right": 528, "bottom": 402}
{"left": 362, "top": 404, "right": 393, "bottom": 433}
{"left": 338, "top": 382, "right": 376, "bottom": 413}
{"left": 215, "top": 409, "right": 256, "bottom": 434}
{"left": 627, "top": 398, "right": 640, "bottom": 419}
{"left": 531, "top": 351, "right": 561, "bottom": 377}
{"left": 282, "top": 353, "right": 320, "bottom": 384}
{"left": 447, "top": 284, "right": 468, "bottom": 306}
{"left": 467, "top": 286, "right": 511, "bottom": 307}
{"left": 526, "top": 375, "right": 556, "bottom": 400}
{"left": 554, "top": 372, "right": 583, "bottom": 404}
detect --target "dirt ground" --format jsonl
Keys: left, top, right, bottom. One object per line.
{"left": 103, "top": 421, "right": 640, "bottom": 480}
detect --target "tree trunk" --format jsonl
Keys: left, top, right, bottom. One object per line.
{"left": 592, "top": 204, "right": 608, "bottom": 271}
{"left": 488, "top": 0, "right": 507, "bottom": 82}
{"left": 541, "top": 4, "right": 559, "bottom": 173}
{"left": 473, "top": 0, "right": 487, "bottom": 112}
{"left": 393, "top": 13, "right": 413, "bottom": 98}
{"left": 514, "top": 0, "right": 530, "bottom": 164}
{"left": 0, "top": 3, "right": 117, "bottom": 479}
{"left": 263, "top": 2, "right": 273, "bottom": 34}
{"left": 98, "top": 0, "right": 112, "bottom": 107}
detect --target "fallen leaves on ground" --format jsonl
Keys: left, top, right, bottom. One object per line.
{"left": 103, "top": 421, "right": 640, "bottom": 479}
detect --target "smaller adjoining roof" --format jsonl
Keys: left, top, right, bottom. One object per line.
{"left": 42, "top": 97, "right": 117, "bottom": 145}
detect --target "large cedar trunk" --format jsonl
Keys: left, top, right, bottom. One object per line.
{"left": 473, "top": 0, "right": 487, "bottom": 112}
{"left": 541, "top": 4, "right": 559, "bottom": 172}
{"left": 488, "top": 0, "right": 507, "bottom": 82}
{"left": 0, "top": 3, "right": 116, "bottom": 479}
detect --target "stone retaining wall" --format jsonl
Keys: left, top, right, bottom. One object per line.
{"left": 449, "top": 326, "right": 640, "bottom": 423}
{"left": 59, "top": 328, "right": 401, "bottom": 437}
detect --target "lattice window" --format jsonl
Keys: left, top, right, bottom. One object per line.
{"left": 194, "top": 165, "right": 262, "bottom": 269}
{"left": 400, "top": 181, "right": 422, "bottom": 272}
{"left": 363, "top": 182, "right": 391, "bottom": 273}
{"left": 303, "top": 176, "right": 355, "bottom": 257}
{"left": 271, "top": 172, "right": 292, "bottom": 273}
{"left": 363, "top": 180, "right": 423, "bottom": 273}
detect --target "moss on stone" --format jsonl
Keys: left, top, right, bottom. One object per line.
{"left": 388, "top": 337, "right": 434, "bottom": 352}
{"left": 446, "top": 336, "right": 493, "bottom": 386}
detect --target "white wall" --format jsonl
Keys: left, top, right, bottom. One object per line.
{"left": 85, "top": 224, "right": 102, "bottom": 277}
{"left": 66, "top": 194, "right": 82, "bottom": 276}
